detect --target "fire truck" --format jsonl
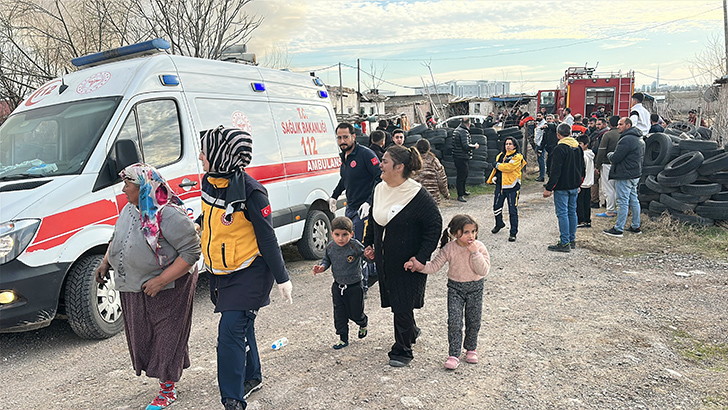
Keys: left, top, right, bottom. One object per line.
{"left": 537, "top": 66, "right": 635, "bottom": 118}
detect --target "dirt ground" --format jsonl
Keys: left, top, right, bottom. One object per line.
{"left": 2, "top": 180, "right": 728, "bottom": 410}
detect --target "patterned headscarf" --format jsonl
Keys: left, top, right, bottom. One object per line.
{"left": 199, "top": 125, "right": 253, "bottom": 176}
{"left": 119, "top": 163, "right": 184, "bottom": 266}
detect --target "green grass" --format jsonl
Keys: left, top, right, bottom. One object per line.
{"left": 448, "top": 183, "right": 494, "bottom": 198}
{"left": 671, "top": 328, "right": 728, "bottom": 367}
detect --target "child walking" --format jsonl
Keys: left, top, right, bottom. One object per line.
{"left": 577, "top": 134, "right": 595, "bottom": 228}
{"left": 404, "top": 214, "right": 490, "bottom": 369}
{"left": 313, "top": 216, "right": 368, "bottom": 349}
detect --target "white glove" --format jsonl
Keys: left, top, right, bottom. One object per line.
{"left": 278, "top": 280, "right": 293, "bottom": 304}
{"left": 328, "top": 197, "right": 337, "bottom": 213}
{"left": 358, "top": 202, "right": 370, "bottom": 219}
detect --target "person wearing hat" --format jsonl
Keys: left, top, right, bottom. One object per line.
{"left": 198, "top": 126, "right": 293, "bottom": 410}
{"left": 629, "top": 93, "right": 650, "bottom": 135}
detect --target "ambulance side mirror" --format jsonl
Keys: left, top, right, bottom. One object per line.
{"left": 93, "top": 139, "right": 141, "bottom": 192}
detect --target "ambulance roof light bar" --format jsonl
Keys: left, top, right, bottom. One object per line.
{"left": 72, "top": 38, "right": 171, "bottom": 68}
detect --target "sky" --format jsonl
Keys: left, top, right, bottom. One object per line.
{"left": 245, "top": 0, "right": 727, "bottom": 96}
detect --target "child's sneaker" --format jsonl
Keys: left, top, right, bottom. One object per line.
{"left": 444, "top": 356, "right": 460, "bottom": 370}
{"left": 358, "top": 326, "right": 368, "bottom": 339}
{"left": 465, "top": 350, "right": 479, "bottom": 364}
{"left": 332, "top": 340, "right": 348, "bottom": 349}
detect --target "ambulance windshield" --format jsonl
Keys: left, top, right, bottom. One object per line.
{"left": 0, "top": 97, "right": 120, "bottom": 180}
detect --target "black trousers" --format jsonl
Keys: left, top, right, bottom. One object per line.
{"left": 390, "top": 309, "right": 421, "bottom": 363}
{"left": 577, "top": 187, "right": 592, "bottom": 224}
{"left": 332, "top": 281, "right": 367, "bottom": 343}
{"left": 454, "top": 157, "right": 469, "bottom": 197}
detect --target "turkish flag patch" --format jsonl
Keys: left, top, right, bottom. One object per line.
{"left": 370, "top": 156, "right": 379, "bottom": 166}
{"left": 261, "top": 205, "right": 272, "bottom": 218}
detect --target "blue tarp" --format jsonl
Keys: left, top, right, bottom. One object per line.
{"left": 490, "top": 96, "right": 530, "bottom": 102}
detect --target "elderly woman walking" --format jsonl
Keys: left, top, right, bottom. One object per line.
{"left": 364, "top": 145, "right": 442, "bottom": 367}
{"left": 95, "top": 163, "right": 201, "bottom": 410}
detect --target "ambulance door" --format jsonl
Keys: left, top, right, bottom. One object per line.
{"left": 104, "top": 93, "right": 201, "bottom": 216}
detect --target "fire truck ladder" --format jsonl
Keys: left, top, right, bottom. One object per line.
{"left": 616, "top": 74, "right": 633, "bottom": 116}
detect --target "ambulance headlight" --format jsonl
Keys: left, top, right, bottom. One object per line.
{"left": 0, "top": 220, "right": 41, "bottom": 264}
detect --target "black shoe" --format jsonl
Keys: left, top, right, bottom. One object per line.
{"left": 570, "top": 241, "right": 576, "bottom": 249}
{"left": 508, "top": 234, "right": 516, "bottom": 242}
{"left": 577, "top": 222, "right": 591, "bottom": 228}
{"left": 389, "top": 359, "right": 409, "bottom": 367}
{"left": 590, "top": 202, "right": 600, "bottom": 209}
{"left": 333, "top": 340, "right": 349, "bottom": 349}
{"left": 412, "top": 326, "right": 421, "bottom": 344}
{"left": 535, "top": 177, "right": 545, "bottom": 182}
{"left": 547, "top": 242, "right": 571, "bottom": 252}
{"left": 491, "top": 223, "right": 506, "bottom": 234}
{"left": 358, "top": 326, "right": 368, "bottom": 339}
{"left": 626, "top": 226, "right": 642, "bottom": 234}
{"left": 464, "top": 191, "right": 471, "bottom": 196}
{"left": 457, "top": 196, "right": 467, "bottom": 202}
{"left": 603, "top": 227, "right": 624, "bottom": 237}
{"left": 243, "top": 379, "right": 262, "bottom": 400}
{"left": 224, "top": 398, "right": 245, "bottom": 410}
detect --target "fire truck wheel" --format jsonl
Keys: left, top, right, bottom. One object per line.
{"left": 65, "top": 254, "right": 124, "bottom": 339}
{"left": 297, "top": 210, "right": 331, "bottom": 260}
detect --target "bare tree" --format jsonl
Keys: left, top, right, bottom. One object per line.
{"left": 259, "top": 42, "right": 291, "bottom": 70}
{"left": 689, "top": 33, "right": 728, "bottom": 143}
{"left": 365, "top": 61, "right": 387, "bottom": 93}
{"left": 127, "top": 0, "right": 262, "bottom": 59}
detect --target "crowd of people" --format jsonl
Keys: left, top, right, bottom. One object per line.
{"left": 96, "top": 92, "right": 703, "bottom": 409}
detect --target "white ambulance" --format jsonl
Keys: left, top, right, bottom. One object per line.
{"left": 0, "top": 39, "right": 343, "bottom": 338}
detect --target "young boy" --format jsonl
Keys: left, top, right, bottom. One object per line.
{"left": 577, "top": 134, "right": 595, "bottom": 228}
{"left": 313, "top": 216, "right": 368, "bottom": 349}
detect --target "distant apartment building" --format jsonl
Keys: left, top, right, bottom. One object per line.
{"left": 416, "top": 80, "right": 510, "bottom": 98}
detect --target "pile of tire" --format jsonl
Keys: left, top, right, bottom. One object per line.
{"left": 641, "top": 132, "right": 728, "bottom": 226}
{"left": 407, "top": 122, "right": 495, "bottom": 187}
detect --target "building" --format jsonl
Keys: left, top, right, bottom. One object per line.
{"left": 385, "top": 93, "right": 453, "bottom": 125}
{"left": 416, "top": 80, "right": 510, "bottom": 98}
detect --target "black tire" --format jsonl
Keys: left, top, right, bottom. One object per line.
{"left": 707, "top": 171, "right": 728, "bottom": 184}
{"left": 484, "top": 128, "right": 498, "bottom": 141}
{"left": 487, "top": 140, "right": 499, "bottom": 150}
{"left": 405, "top": 134, "right": 421, "bottom": 145}
{"left": 668, "top": 211, "right": 714, "bottom": 226}
{"left": 643, "top": 133, "right": 674, "bottom": 166}
{"left": 697, "top": 152, "right": 728, "bottom": 175}
{"left": 661, "top": 152, "right": 704, "bottom": 177}
{"left": 648, "top": 200, "right": 668, "bottom": 213}
{"left": 65, "top": 254, "right": 124, "bottom": 339}
{"left": 657, "top": 170, "right": 699, "bottom": 187}
{"left": 712, "top": 191, "right": 728, "bottom": 201}
{"left": 488, "top": 149, "right": 500, "bottom": 160}
{"left": 470, "top": 127, "right": 484, "bottom": 135}
{"left": 678, "top": 139, "right": 719, "bottom": 152}
{"left": 469, "top": 160, "right": 489, "bottom": 169}
{"left": 666, "top": 121, "right": 696, "bottom": 136}
{"left": 679, "top": 181, "right": 722, "bottom": 196}
{"left": 466, "top": 176, "right": 486, "bottom": 185}
{"left": 297, "top": 210, "right": 331, "bottom": 260}
{"left": 644, "top": 174, "right": 677, "bottom": 193}
{"left": 701, "top": 149, "right": 725, "bottom": 159}
{"left": 694, "top": 205, "right": 728, "bottom": 221}
{"left": 409, "top": 124, "right": 427, "bottom": 135}
{"left": 639, "top": 193, "right": 661, "bottom": 203}
{"left": 422, "top": 129, "right": 436, "bottom": 139}
{"left": 670, "top": 192, "right": 711, "bottom": 204}
{"left": 695, "top": 126, "right": 712, "bottom": 140}
{"left": 641, "top": 165, "right": 664, "bottom": 176}
{"left": 659, "top": 193, "right": 697, "bottom": 212}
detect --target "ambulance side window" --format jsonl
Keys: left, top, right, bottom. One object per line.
{"left": 136, "top": 100, "right": 182, "bottom": 168}
{"left": 118, "top": 111, "right": 142, "bottom": 160}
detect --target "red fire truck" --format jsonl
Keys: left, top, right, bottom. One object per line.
{"left": 537, "top": 66, "right": 635, "bottom": 118}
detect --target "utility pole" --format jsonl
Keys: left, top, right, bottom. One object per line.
{"left": 339, "top": 63, "right": 344, "bottom": 115}
{"left": 357, "top": 59, "right": 361, "bottom": 116}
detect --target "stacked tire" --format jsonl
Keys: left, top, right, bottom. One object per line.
{"left": 642, "top": 136, "right": 728, "bottom": 226}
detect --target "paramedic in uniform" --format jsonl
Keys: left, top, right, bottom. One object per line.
{"left": 329, "top": 122, "right": 382, "bottom": 294}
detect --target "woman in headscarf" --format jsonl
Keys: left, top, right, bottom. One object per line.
{"left": 197, "top": 126, "right": 293, "bottom": 410}
{"left": 412, "top": 138, "right": 450, "bottom": 205}
{"left": 95, "top": 163, "right": 201, "bottom": 410}
{"left": 363, "top": 145, "right": 442, "bottom": 367}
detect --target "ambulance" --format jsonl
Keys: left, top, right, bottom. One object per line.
{"left": 0, "top": 39, "right": 343, "bottom": 338}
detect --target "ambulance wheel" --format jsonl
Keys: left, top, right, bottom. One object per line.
{"left": 297, "top": 210, "right": 331, "bottom": 260}
{"left": 65, "top": 254, "right": 124, "bottom": 339}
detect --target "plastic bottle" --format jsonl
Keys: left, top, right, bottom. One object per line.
{"left": 271, "top": 337, "right": 288, "bottom": 350}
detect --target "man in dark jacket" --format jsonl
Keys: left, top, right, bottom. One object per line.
{"left": 604, "top": 118, "right": 645, "bottom": 237}
{"left": 649, "top": 114, "right": 664, "bottom": 133}
{"left": 543, "top": 123, "right": 585, "bottom": 252}
{"left": 540, "top": 114, "right": 558, "bottom": 177}
{"left": 452, "top": 117, "right": 479, "bottom": 202}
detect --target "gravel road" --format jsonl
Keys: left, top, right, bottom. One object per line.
{"left": 2, "top": 181, "right": 727, "bottom": 410}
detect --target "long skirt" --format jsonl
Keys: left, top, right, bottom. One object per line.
{"left": 120, "top": 267, "right": 198, "bottom": 382}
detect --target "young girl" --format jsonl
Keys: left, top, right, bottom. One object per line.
{"left": 404, "top": 214, "right": 490, "bottom": 370}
